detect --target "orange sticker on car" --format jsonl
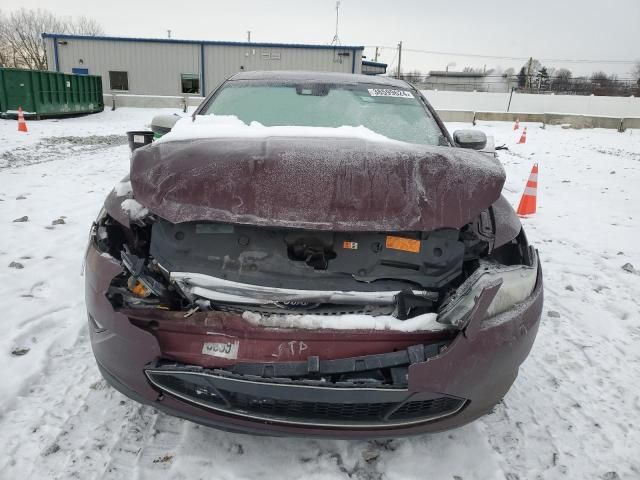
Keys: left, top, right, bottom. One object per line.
{"left": 385, "top": 236, "right": 421, "bottom": 253}
{"left": 343, "top": 241, "right": 359, "bottom": 250}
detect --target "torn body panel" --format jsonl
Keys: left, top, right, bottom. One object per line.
{"left": 123, "top": 307, "right": 453, "bottom": 367}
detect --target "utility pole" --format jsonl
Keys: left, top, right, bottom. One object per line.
{"left": 526, "top": 57, "right": 533, "bottom": 91}
{"left": 330, "top": 1, "right": 341, "bottom": 46}
{"left": 247, "top": 30, "right": 251, "bottom": 43}
{"left": 167, "top": 29, "right": 172, "bottom": 39}
{"left": 374, "top": 47, "right": 379, "bottom": 62}
{"left": 396, "top": 41, "right": 402, "bottom": 79}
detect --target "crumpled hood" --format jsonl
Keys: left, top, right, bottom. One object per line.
{"left": 130, "top": 136, "right": 505, "bottom": 231}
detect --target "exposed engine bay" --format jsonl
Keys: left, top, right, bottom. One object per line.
{"left": 93, "top": 193, "right": 538, "bottom": 328}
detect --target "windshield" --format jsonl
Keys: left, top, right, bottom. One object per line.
{"left": 200, "top": 81, "right": 447, "bottom": 145}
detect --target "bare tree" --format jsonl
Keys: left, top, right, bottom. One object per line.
{"left": 521, "top": 59, "right": 543, "bottom": 89}
{"left": 589, "top": 71, "right": 627, "bottom": 96}
{"left": 0, "top": 44, "right": 8, "bottom": 67}
{"left": 0, "top": 8, "right": 103, "bottom": 70}
{"left": 555, "top": 68, "right": 572, "bottom": 81}
{"left": 69, "top": 16, "right": 104, "bottom": 36}
{"left": 0, "top": 9, "right": 67, "bottom": 69}
{"left": 552, "top": 68, "right": 572, "bottom": 92}
{"left": 403, "top": 70, "right": 423, "bottom": 83}
{"left": 632, "top": 61, "right": 640, "bottom": 81}
{"left": 0, "top": 10, "right": 10, "bottom": 67}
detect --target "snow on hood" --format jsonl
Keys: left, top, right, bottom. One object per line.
{"left": 130, "top": 119, "right": 506, "bottom": 231}
{"left": 155, "top": 114, "right": 402, "bottom": 144}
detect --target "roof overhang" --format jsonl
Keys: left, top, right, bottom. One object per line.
{"left": 41, "top": 33, "right": 365, "bottom": 51}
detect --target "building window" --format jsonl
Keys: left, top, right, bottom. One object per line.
{"left": 181, "top": 74, "right": 200, "bottom": 94}
{"left": 261, "top": 51, "right": 281, "bottom": 61}
{"left": 109, "top": 71, "right": 129, "bottom": 91}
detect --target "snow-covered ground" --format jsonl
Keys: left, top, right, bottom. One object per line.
{"left": 0, "top": 109, "right": 639, "bottom": 479}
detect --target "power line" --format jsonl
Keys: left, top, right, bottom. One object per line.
{"left": 386, "top": 48, "right": 399, "bottom": 74}
{"left": 365, "top": 45, "right": 638, "bottom": 65}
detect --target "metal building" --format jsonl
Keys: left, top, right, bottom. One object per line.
{"left": 421, "top": 71, "right": 517, "bottom": 93}
{"left": 42, "top": 33, "right": 364, "bottom": 97}
{"left": 361, "top": 60, "right": 387, "bottom": 76}
{"left": 422, "top": 71, "right": 487, "bottom": 92}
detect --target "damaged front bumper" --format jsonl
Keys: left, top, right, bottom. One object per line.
{"left": 86, "top": 241, "right": 543, "bottom": 438}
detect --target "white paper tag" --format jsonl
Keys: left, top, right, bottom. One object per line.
{"left": 202, "top": 340, "right": 239, "bottom": 359}
{"left": 367, "top": 88, "right": 414, "bottom": 98}
{"left": 133, "top": 135, "right": 145, "bottom": 143}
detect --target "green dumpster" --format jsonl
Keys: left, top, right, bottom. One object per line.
{"left": 0, "top": 68, "right": 103, "bottom": 119}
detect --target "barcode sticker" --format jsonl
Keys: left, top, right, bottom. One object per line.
{"left": 368, "top": 88, "right": 414, "bottom": 98}
{"left": 202, "top": 340, "right": 239, "bottom": 359}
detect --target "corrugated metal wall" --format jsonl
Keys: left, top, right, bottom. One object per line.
{"left": 44, "top": 38, "right": 55, "bottom": 72}
{"left": 46, "top": 37, "right": 200, "bottom": 96}
{"left": 45, "top": 36, "right": 362, "bottom": 96}
{"left": 204, "top": 45, "right": 361, "bottom": 93}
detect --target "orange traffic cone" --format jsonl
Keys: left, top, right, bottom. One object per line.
{"left": 17, "top": 107, "right": 28, "bottom": 133}
{"left": 517, "top": 163, "right": 538, "bottom": 216}
{"left": 518, "top": 127, "right": 527, "bottom": 144}
{"left": 513, "top": 118, "right": 520, "bottom": 130}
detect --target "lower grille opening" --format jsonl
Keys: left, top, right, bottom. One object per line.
{"left": 389, "top": 397, "right": 465, "bottom": 420}
{"left": 146, "top": 367, "right": 467, "bottom": 428}
{"left": 221, "top": 390, "right": 396, "bottom": 422}
{"left": 154, "top": 372, "right": 226, "bottom": 405}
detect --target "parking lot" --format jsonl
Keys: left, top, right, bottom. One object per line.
{"left": 0, "top": 109, "right": 638, "bottom": 480}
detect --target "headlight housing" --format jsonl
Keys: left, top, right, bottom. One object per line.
{"left": 438, "top": 248, "right": 539, "bottom": 327}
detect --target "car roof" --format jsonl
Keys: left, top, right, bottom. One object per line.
{"left": 228, "top": 70, "right": 411, "bottom": 88}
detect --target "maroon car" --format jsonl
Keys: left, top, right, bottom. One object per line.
{"left": 85, "top": 71, "right": 542, "bottom": 438}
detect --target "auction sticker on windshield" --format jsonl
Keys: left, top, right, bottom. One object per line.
{"left": 368, "top": 88, "right": 414, "bottom": 98}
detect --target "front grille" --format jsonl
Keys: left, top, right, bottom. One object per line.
{"left": 146, "top": 368, "right": 467, "bottom": 428}
{"left": 222, "top": 390, "right": 396, "bottom": 421}
{"left": 389, "top": 397, "right": 465, "bottom": 420}
{"left": 155, "top": 372, "right": 226, "bottom": 405}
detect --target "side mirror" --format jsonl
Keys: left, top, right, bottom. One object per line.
{"left": 150, "top": 113, "right": 181, "bottom": 137}
{"left": 452, "top": 130, "right": 487, "bottom": 150}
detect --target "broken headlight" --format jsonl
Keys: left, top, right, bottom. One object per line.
{"left": 438, "top": 249, "right": 539, "bottom": 327}
{"left": 82, "top": 207, "right": 108, "bottom": 274}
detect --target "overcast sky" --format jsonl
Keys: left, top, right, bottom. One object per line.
{"left": 5, "top": 0, "right": 640, "bottom": 77}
